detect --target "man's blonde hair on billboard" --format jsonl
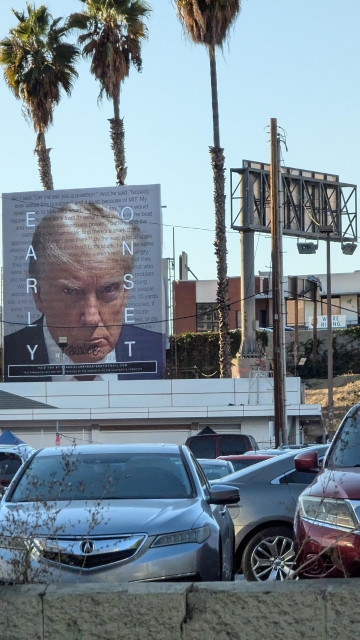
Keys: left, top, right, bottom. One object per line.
{"left": 28, "top": 202, "right": 138, "bottom": 280}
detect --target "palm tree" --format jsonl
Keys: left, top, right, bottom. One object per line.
{"left": 68, "top": 0, "right": 151, "bottom": 186}
{"left": 176, "top": 0, "right": 241, "bottom": 378}
{"left": 0, "top": 4, "right": 79, "bottom": 190}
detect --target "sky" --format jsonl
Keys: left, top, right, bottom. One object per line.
{"left": 0, "top": 0, "right": 360, "bottom": 283}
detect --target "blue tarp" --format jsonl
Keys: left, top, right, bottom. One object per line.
{"left": 0, "top": 430, "right": 25, "bottom": 445}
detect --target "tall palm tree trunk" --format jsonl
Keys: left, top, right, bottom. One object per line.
{"left": 109, "top": 86, "right": 127, "bottom": 186}
{"left": 35, "top": 131, "right": 54, "bottom": 190}
{"left": 208, "top": 44, "right": 232, "bottom": 378}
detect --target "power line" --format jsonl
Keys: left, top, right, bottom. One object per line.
{"left": 2, "top": 286, "right": 359, "bottom": 332}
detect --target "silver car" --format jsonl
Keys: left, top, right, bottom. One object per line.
{"left": 0, "top": 444, "right": 239, "bottom": 584}
{"left": 215, "top": 444, "right": 329, "bottom": 581}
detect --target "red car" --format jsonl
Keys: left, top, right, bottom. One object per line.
{"left": 217, "top": 453, "right": 276, "bottom": 472}
{"left": 294, "top": 404, "right": 360, "bottom": 579}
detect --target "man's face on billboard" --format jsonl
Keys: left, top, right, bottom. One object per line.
{"left": 33, "top": 258, "right": 128, "bottom": 364}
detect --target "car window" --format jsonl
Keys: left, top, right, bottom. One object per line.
{"left": 219, "top": 436, "right": 248, "bottom": 456}
{"left": 188, "top": 437, "right": 216, "bottom": 459}
{"left": 326, "top": 410, "right": 360, "bottom": 468}
{"left": 190, "top": 455, "right": 210, "bottom": 491}
{"left": 249, "top": 436, "right": 259, "bottom": 451}
{"left": 201, "top": 465, "right": 231, "bottom": 481}
{"left": 10, "top": 453, "right": 193, "bottom": 502}
{"left": 232, "top": 459, "right": 260, "bottom": 471}
{"left": 0, "top": 454, "right": 22, "bottom": 485}
{"left": 279, "top": 469, "right": 318, "bottom": 485}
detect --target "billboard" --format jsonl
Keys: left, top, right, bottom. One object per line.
{"left": 2, "top": 184, "right": 165, "bottom": 382}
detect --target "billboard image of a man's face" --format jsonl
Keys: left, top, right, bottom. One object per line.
{"left": 3, "top": 184, "right": 165, "bottom": 382}
{"left": 29, "top": 203, "right": 135, "bottom": 363}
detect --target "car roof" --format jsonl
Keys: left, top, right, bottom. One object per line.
{"left": 216, "top": 445, "right": 330, "bottom": 484}
{"left": 34, "top": 443, "right": 182, "bottom": 457}
{"left": 199, "top": 458, "right": 231, "bottom": 466}
{"left": 218, "top": 454, "right": 274, "bottom": 461}
{"left": 0, "top": 444, "right": 35, "bottom": 455}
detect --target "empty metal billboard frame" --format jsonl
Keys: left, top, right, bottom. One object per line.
{"left": 230, "top": 160, "right": 357, "bottom": 241}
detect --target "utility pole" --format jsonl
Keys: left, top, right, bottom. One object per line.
{"left": 294, "top": 277, "right": 298, "bottom": 377}
{"left": 313, "top": 284, "right": 318, "bottom": 371}
{"left": 318, "top": 226, "right": 334, "bottom": 435}
{"left": 326, "top": 236, "right": 333, "bottom": 432}
{"left": 270, "top": 118, "right": 286, "bottom": 447}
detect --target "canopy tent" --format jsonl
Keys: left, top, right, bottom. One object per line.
{"left": 0, "top": 430, "right": 26, "bottom": 445}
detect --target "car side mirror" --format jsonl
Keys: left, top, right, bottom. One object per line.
{"left": 208, "top": 484, "right": 240, "bottom": 505}
{"left": 294, "top": 450, "right": 320, "bottom": 473}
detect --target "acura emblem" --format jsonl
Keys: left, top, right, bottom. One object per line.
{"left": 80, "top": 540, "right": 94, "bottom": 555}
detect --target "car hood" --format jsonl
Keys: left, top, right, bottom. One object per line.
{"left": 0, "top": 498, "right": 202, "bottom": 538}
{"left": 305, "top": 467, "right": 360, "bottom": 500}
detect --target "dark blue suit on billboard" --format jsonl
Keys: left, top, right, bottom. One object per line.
{"left": 4, "top": 317, "right": 165, "bottom": 382}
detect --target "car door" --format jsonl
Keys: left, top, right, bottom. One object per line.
{"left": 190, "top": 454, "right": 233, "bottom": 580}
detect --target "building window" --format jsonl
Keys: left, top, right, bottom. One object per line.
{"left": 196, "top": 303, "right": 219, "bottom": 332}
{"left": 236, "top": 311, "right": 241, "bottom": 329}
{"left": 286, "top": 299, "right": 305, "bottom": 327}
{"left": 321, "top": 297, "right": 340, "bottom": 316}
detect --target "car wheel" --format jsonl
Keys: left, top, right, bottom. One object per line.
{"left": 241, "top": 526, "right": 296, "bottom": 581}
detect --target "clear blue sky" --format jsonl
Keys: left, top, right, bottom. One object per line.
{"left": 0, "top": 0, "right": 360, "bottom": 282}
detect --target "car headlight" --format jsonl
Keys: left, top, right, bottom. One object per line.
{"left": 151, "top": 525, "right": 211, "bottom": 548}
{"left": 298, "top": 496, "right": 356, "bottom": 530}
{"left": 0, "top": 535, "right": 29, "bottom": 550}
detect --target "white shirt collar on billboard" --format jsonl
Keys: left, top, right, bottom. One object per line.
{"left": 42, "top": 317, "right": 117, "bottom": 382}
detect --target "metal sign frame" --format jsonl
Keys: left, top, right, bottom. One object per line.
{"left": 230, "top": 160, "right": 357, "bottom": 242}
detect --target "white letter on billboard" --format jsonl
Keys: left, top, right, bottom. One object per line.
{"left": 27, "top": 278, "right": 37, "bottom": 293}
{"left": 26, "top": 212, "right": 36, "bottom": 227}
{"left": 124, "top": 274, "right": 133, "bottom": 290}
{"left": 25, "top": 245, "right": 37, "bottom": 260}
{"left": 121, "top": 206, "right": 134, "bottom": 221}
{"left": 122, "top": 240, "right": 133, "bottom": 255}
{"left": 124, "top": 341, "right": 135, "bottom": 356}
{"left": 27, "top": 312, "right": 34, "bottom": 326}
{"left": 124, "top": 308, "right": 135, "bottom": 323}
{"left": 26, "top": 344, "right": 38, "bottom": 360}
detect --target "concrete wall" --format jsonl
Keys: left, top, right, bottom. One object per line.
{"left": 1, "top": 580, "right": 359, "bottom": 640}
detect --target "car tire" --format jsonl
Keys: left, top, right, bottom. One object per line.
{"left": 241, "top": 526, "right": 295, "bottom": 582}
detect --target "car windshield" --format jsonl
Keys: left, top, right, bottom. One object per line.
{"left": 326, "top": 410, "right": 360, "bottom": 468}
{"left": 9, "top": 452, "right": 193, "bottom": 502}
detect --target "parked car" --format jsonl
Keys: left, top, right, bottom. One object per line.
{"left": 214, "top": 445, "right": 329, "bottom": 581}
{"left": 0, "top": 444, "right": 239, "bottom": 584}
{"left": 0, "top": 444, "right": 35, "bottom": 491}
{"left": 185, "top": 433, "right": 258, "bottom": 459}
{"left": 198, "top": 458, "right": 235, "bottom": 480}
{"left": 217, "top": 454, "right": 276, "bottom": 472}
{"left": 294, "top": 403, "right": 360, "bottom": 578}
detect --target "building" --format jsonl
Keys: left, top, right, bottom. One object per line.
{"left": 0, "top": 377, "right": 322, "bottom": 449}
{"left": 173, "top": 271, "right": 360, "bottom": 334}
{"left": 173, "top": 276, "right": 270, "bottom": 334}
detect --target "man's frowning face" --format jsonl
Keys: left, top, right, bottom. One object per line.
{"left": 33, "top": 258, "right": 129, "bottom": 363}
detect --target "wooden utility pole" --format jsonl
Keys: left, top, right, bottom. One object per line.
{"left": 313, "top": 284, "right": 318, "bottom": 370}
{"left": 270, "top": 118, "right": 286, "bottom": 447}
{"left": 326, "top": 234, "right": 334, "bottom": 432}
{"left": 294, "top": 277, "right": 299, "bottom": 377}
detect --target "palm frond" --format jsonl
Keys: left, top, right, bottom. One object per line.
{"left": 0, "top": 4, "right": 79, "bottom": 132}
{"left": 176, "top": 0, "right": 241, "bottom": 47}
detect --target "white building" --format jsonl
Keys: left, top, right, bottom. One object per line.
{"left": 0, "top": 377, "right": 322, "bottom": 449}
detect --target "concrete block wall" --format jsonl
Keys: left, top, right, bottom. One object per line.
{"left": 1, "top": 580, "right": 360, "bottom": 640}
